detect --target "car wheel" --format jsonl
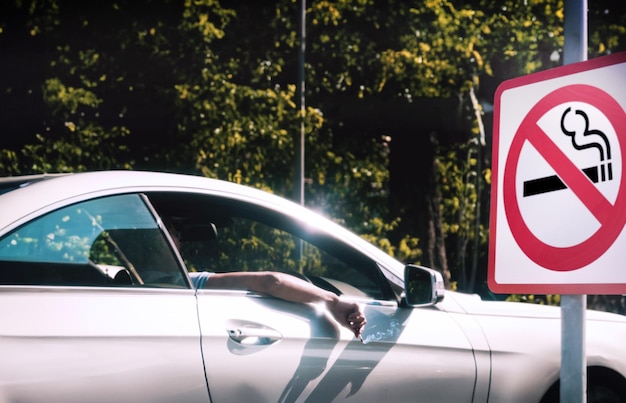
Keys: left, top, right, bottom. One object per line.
{"left": 541, "top": 368, "right": 626, "bottom": 403}
{"left": 589, "top": 368, "right": 626, "bottom": 403}
{"left": 587, "top": 384, "right": 625, "bottom": 403}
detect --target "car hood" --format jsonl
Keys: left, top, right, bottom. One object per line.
{"left": 443, "top": 290, "right": 626, "bottom": 323}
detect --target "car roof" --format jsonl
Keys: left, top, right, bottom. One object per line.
{"left": 0, "top": 173, "right": 69, "bottom": 196}
{"left": 0, "top": 171, "right": 287, "bottom": 227}
{"left": 0, "top": 170, "right": 405, "bottom": 279}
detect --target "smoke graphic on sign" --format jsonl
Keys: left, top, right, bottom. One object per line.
{"left": 523, "top": 107, "right": 612, "bottom": 197}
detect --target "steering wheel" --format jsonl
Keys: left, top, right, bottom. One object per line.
{"left": 284, "top": 270, "right": 312, "bottom": 283}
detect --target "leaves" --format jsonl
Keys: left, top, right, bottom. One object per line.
{"left": 1, "top": 0, "right": 625, "bottom": 297}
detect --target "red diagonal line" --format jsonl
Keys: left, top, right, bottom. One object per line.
{"left": 525, "top": 122, "right": 613, "bottom": 224}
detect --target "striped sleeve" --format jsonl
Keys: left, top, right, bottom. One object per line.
{"left": 189, "top": 271, "right": 212, "bottom": 289}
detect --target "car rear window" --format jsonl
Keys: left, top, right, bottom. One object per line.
{"left": 0, "top": 194, "right": 188, "bottom": 288}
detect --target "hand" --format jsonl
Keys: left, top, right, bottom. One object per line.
{"left": 328, "top": 298, "right": 367, "bottom": 338}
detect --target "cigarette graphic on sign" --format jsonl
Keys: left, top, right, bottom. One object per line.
{"left": 523, "top": 107, "right": 612, "bottom": 197}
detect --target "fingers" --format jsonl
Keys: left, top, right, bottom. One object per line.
{"left": 346, "top": 309, "right": 366, "bottom": 338}
{"left": 330, "top": 298, "right": 367, "bottom": 338}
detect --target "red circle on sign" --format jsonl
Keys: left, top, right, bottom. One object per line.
{"left": 504, "top": 84, "right": 626, "bottom": 271}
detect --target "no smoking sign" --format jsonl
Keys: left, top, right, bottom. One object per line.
{"left": 489, "top": 52, "right": 626, "bottom": 294}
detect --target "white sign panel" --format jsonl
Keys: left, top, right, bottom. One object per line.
{"left": 489, "top": 52, "right": 626, "bottom": 294}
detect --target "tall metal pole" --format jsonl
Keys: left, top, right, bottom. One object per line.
{"left": 295, "top": 0, "right": 306, "bottom": 206}
{"left": 561, "top": 1, "right": 587, "bottom": 401}
{"left": 294, "top": 0, "right": 306, "bottom": 265}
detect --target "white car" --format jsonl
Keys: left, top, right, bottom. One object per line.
{"left": 0, "top": 170, "right": 624, "bottom": 403}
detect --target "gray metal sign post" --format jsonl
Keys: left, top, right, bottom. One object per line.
{"left": 561, "top": 1, "right": 587, "bottom": 401}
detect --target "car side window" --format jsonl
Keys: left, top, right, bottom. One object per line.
{"left": 177, "top": 215, "right": 388, "bottom": 300}
{"left": 0, "top": 194, "right": 188, "bottom": 288}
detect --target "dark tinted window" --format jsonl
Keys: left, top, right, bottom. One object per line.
{"left": 150, "top": 192, "right": 391, "bottom": 299}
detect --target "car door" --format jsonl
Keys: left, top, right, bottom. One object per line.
{"left": 0, "top": 194, "right": 209, "bottom": 403}
{"left": 197, "top": 292, "right": 479, "bottom": 403}
{"left": 178, "top": 196, "right": 479, "bottom": 402}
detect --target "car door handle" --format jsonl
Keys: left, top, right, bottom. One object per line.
{"left": 227, "top": 327, "right": 282, "bottom": 345}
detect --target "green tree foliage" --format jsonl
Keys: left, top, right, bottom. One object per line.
{"left": 1, "top": 1, "right": 625, "bottom": 308}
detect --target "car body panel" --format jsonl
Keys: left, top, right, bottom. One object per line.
{"left": 196, "top": 290, "right": 479, "bottom": 403}
{"left": 0, "top": 286, "right": 208, "bottom": 403}
{"left": 0, "top": 171, "right": 625, "bottom": 403}
{"left": 446, "top": 291, "right": 626, "bottom": 402}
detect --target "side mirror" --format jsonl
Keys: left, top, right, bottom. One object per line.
{"left": 404, "top": 265, "right": 445, "bottom": 307}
